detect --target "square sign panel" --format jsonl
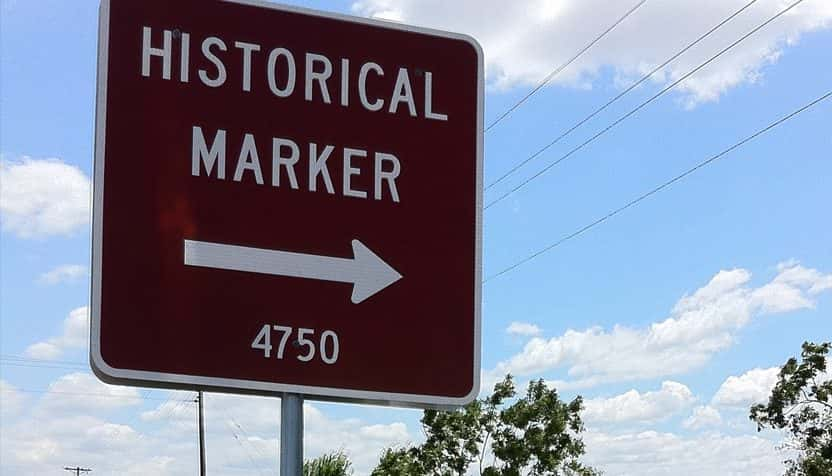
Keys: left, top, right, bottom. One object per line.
{"left": 91, "top": 0, "right": 482, "bottom": 407}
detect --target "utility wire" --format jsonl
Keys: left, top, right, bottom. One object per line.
{"left": 1, "top": 362, "right": 90, "bottom": 371}
{"left": 155, "top": 391, "right": 197, "bottom": 422}
{"left": 484, "top": 0, "right": 649, "bottom": 132}
{"left": 223, "top": 408, "right": 272, "bottom": 475}
{"left": 0, "top": 355, "right": 88, "bottom": 366}
{"left": 486, "top": 0, "right": 761, "bottom": 190}
{"left": 484, "top": 89, "right": 832, "bottom": 283}
{"left": 2, "top": 357, "right": 191, "bottom": 415}
{"left": 0, "top": 357, "right": 156, "bottom": 398}
{"left": 1, "top": 387, "right": 178, "bottom": 401}
{"left": 222, "top": 414, "right": 269, "bottom": 476}
{"left": 230, "top": 416, "right": 271, "bottom": 463}
{"left": 485, "top": 0, "right": 805, "bottom": 210}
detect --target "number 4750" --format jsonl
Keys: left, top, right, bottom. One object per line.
{"left": 251, "top": 325, "right": 339, "bottom": 365}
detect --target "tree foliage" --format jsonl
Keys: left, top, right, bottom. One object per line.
{"left": 371, "top": 375, "right": 599, "bottom": 476}
{"left": 750, "top": 341, "right": 832, "bottom": 476}
{"left": 304, "top": 450, "right": 354, "bottom": 476}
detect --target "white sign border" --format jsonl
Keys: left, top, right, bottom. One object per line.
{"left": 90, "top": 0, "right": 483, "bottom": 409}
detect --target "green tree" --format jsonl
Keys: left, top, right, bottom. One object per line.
{"left": 750, "top": 341, "right": 832, "bottom": 476}
{"left": 373, "top": 448, "right": 422, "bottom": 475}
{"left": 304, "top": 451, "right": 353, "bottom": 476}
{"left": 371, "top": 375, "right": 599, "bottom": 476}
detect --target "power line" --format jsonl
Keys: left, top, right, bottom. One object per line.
{"left": 484, "top": 0, "right": 649, "bottom": 132}
{"left": 0, "top": 355, "right": 88, "bottom": 366}
{"left": 149, "top": 391, "right": 181, "bottom": 422}
{"left": 230, "top": 415, "right": 271, "bottom": 463}
{"left": 212, "top": 399, "right": 272, "bottom": 475}
{"left": 0, "top": 356, "right": 159, "bottom": 398}
{"left": 0, "top": 354, "right": 87, "bottom": 365}
{"left": 484, "top": 89, "right": 831, "bottom": 283}
{"left": 486, "top": 0, "right": 761, "bottom": 190}
{"left": 155, "top": 391, "right": 197, "bottom": 421}
{"left": 0, "top": 357, "right": 97, "bottom": 377}
{"left": 1, "top": 387, "right": 178, "bottom": 402}
{"left": 221, "top": 410, "right": 270, "bottom": 476}
{"left": 1, "top": 361, "right": 89, "bottom": 371}
{"left": 484, "top": 0, "right": 806, "bottom": 210}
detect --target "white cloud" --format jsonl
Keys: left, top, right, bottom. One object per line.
{"left": 584, "top": 430, "right": 788, "bottom": 475}
{"left": 22, "top": 342, "right": 62, "bottom": 360}
{"left": 37, "top": 264, "right": 88, "bottom": 285}
{"left": 583, "top": 381, "right": 695, "bottom": 425}
{"left": 749, "top": 259, "right": 832, "bottom": 312}
{"left": 0, "top": 157, "right": 91, "bottom": 238}
{"left": 773, "top": 259, "right": 832, "bottom": 296}
{"left": 23, "top": 306, "right": 88, "bottom": 360}
{"left": 0, "top": 412, "right": 183, "bottom": 475}
{"left": 0, "top": 380, "right": 28, "bottom": 420}
{"left": 683, "top": 405, "right": 723, "bottom": 430}
{"left": 487, "top": 263, "right": 830, "bottom": 389}
{"left": 506, "top": 321, "right": 542, "bottom": 337}
{"left": 712, "top": 367, "right": 780, "bottom": 407}
{"left": 37, "top": 373, "right": 142, "bottom": 413}
{"left": 2, "top": 372, "right": 416, "bottom": 475}
{"left": 352, "top": 0, "right": 832, "bottom": 107}
{"left": 359, "top": 422, "right": 410, "bottom": 441}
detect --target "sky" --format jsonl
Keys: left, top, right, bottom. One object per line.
{"left": 1, "top": 0, "right": 831, "bottom": 474}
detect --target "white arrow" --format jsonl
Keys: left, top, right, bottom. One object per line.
{"left": 183, "top": 239, "right": 402, "bottom": 304}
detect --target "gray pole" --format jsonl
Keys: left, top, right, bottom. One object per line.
{"left": 280, "top": 393, "right": 304, "bottom": 476}
{"left": 198, "top": 391, "right": 206, "bottom": 476}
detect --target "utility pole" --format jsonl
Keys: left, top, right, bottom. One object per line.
{"left": 197, "top": 391, "right": 206, "bottom": 476}
{"left": 64, "top": 467, "right": 91, "bottom": 476}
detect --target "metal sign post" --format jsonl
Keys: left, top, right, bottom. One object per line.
{"left": 280, "top": 394, "right": 304, "bottom": 475}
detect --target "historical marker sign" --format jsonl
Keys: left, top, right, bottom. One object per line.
{"left": 91, "top": 0, "right": 482, "bottom": 407}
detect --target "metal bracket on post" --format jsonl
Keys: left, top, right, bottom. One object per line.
{"left": 280, "top": 393, "right": 304, "bottom": 475}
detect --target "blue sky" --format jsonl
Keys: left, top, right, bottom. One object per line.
{"left": 1, "top": 0, "right": 830, "bottom": 474}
